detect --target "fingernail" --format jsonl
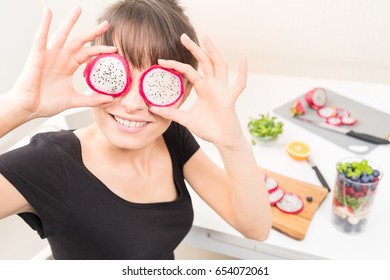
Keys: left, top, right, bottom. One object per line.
{"left": 202, "top": 34, "right": 209, "bottom": 41}
{"left": 73, "top": 4, "right": 81, "bottom": 11}
{"left": 181, "top": 33, "right": 190, "bottom": 42}
{"left": 99, "top": 20, "right": 110, "bottom": 28}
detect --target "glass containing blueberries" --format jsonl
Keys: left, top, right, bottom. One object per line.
{"left": 332, "top": 158, "right": 383, "bottom": 235}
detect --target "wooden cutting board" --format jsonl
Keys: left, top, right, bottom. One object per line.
{"left": 259, "top": 167, "right": 329, "bottom": 240}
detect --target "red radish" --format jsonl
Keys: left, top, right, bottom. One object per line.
{"left": 84, "top": 53, "right": 131, "bottom": 97}
{"left": 305, "top": 88, "right": 327, "bottom": 110}
{"left": 140, "top": 65, "right": 184, "bottom": 107}
{"left": 290, "top": 99, "right": 306, "bottom": 116}
{"left": 269, "top": 187, "right": 285, "bottom": 206}
{"left": 276, "top": 193, "right": 304, "bottom": 214}
{"left": 326, "top": 117, "right": 342, "bottom": 126}
{"left": 317, "top": 107, "right": 337, "bottom": 118}
{"left": 265, "top": 176, "right": 278, "bottom": 193}
{"left": 341, "top": 116, "right": 357, "bottom": 125}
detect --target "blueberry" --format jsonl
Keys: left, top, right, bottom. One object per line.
{"left": 338, "top": 174, "right": 346, "bottom": 184}
{"left": 373, "top": 170, "right": 380, "bottom": 177}
{"left": 351, "top": 175, "right": 359, "bottom": 182}
{"left": 360, "top": 176, "right": 370, "bottom": 183}
{"left": 361, "top": 172, "right": 367, "bottom": 177}
{"left": 306, "top": 196, "right": 313, "bottom": 203}
{"left": 368, "top": 174, "right": 375, "bottom": 182}
{"left": 353, "top": 184, "right": 362, "bottom": 192}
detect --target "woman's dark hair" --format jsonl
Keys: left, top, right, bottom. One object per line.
{"left": 95, "top": 0, "right": 199, "bottom": 72}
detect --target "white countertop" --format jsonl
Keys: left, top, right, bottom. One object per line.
{"left": 185, "top": 72, "right": 390, "bottom": 260}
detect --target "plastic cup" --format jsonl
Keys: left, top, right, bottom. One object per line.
{"left": 332, "top": 157, "right": 383, "bottom": 235}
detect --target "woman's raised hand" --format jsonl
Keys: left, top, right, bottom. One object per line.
{"left": 10, "top": 5, "right": 116, "bottom": 120}
{"left": 151, "top": 34, "right": 248, "bottom": 149}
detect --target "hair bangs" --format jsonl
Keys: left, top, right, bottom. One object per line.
{"left": 114, "top": 18, "right": 180, "bottom": 70}
{"left": 95, "top": 0, "right": 198, "bottom": 72}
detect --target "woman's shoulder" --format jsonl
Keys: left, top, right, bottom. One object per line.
{"left": 29, "top": 129, "right": 80, "bottom": 155}
{"left": 165, "top": 121, "right": 191, "bottom": 136}
{"left": 164, "top": 122, "right": 200, "bottom": 164}
{"left": 31, "top": 129, "right": 76, "bottom": 145}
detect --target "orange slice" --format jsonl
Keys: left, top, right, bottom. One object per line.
{"left": 286, "top": 141, "right": 311, "bottom": 160}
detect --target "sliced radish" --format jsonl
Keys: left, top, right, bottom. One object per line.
{"left": 276, "top": 193, "right": 304, "bottom": 214}
{"left": 326, "top": 117, "right": 342, "bottom": 126}
{"left": 305, "top": 88, "right": 327, "bottom": 110}
{"left": 334, "top": 107, "right": 351, "bottom": 118}
{"left": 269, "top": 187, "right": 285, "bottom": 206}
{"left": 265, "top": 176, "right": 278, "bottom": 193}
{"left": 317, "top": 107, "right": 337, "bottom": 118}
{"left": 341, "top": 116, "right": 357, "bottom": 125}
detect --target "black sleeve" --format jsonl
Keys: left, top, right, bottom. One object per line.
{"left": 178, "top": 123, "right": 200, "bottom": 164}
{"left": 0, "top": 133, "right": 69, "bottom": 238}
{"left": 166, "top": 122, "right": 200, "bottom": 165}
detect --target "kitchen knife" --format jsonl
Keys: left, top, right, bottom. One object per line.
{"left": 295, "top": 116, "right": 390, "bottom": 145}
{"left": 306, "top": 157, "right": 331, "bottom": 192}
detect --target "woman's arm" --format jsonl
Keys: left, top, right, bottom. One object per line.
{"left": 184, "top": 146, "right": 271, "bottom": 241}
{"left": 0, "top": 6, "right": 116, "bottom": 220}
{"left": 150, "top": 34, "right": 272, "bottom": 241}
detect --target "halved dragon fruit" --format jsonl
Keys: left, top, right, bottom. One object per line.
{"left": 305, "top": 88, "right": 327, "bottom": 110}
{"left": 326, "top": 117, "right": 342, "bottom": 126}
{"left": 276, "top": 192, "right": 304, "bottom": 214}
{"left": 341, "top": 116, "right": 357, "bottom": 125}
{"left": 334, "top": 107, "right": 351, "bottom": 118}
{"left": 84, "top": 53, "right": 131, "bottom": 97}
{"left": 290, "top": 99, "right": 306, "bottom": 116}
{"left": 317, "top": 107, "right": 337, "bottom": 118}
{"left": 265, "top": 176, "right": 278, "bottom": 193}
{"left": 269, "top": 187, "right": 285, "bottom": 206}
{"left": 140, "top": 65, "right": 184, "bottom": 107}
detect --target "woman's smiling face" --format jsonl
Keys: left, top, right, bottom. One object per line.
{"left": 88, "top": 0, "right": 199, "bottom": 151}
{"left": 91, "top": 66, "right": 176, "bottom": 151}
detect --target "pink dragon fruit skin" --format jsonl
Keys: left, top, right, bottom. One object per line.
{"left": 84, "top": 53, "right": 131, "bottom": 97}
{"left": 139, "top": 65, "right": 184, "bottom": 107}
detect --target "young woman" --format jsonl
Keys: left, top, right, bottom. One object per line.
{"left": 0, "top": 0, "right": 271, "bottom": 259}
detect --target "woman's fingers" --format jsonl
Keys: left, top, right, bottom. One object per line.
{"left": 70, "top": 92, "right": 114, "bottom": 108}
{"left": 149, "top": 106, "right": 190, "bottom": 127}
{"left": 158, "top": 59, "right": 201, "bottom": 84}
{"left": 74, "top": 45, "right": 117, "bottom": 65}
{"left": 231, "top": 56, "right": 248, "bottom": 100}
{"left": 31, "top": 8, "right": 52, "bottom": 53}
{"left": 181, "top": 34, "right": 215, "bottom": 77}
{"left": 47, "top": 5, "right": 81, "bottom": 50}
{"left": 65, "top": 20, "right": 111, "bottom": 53}
{"left": 202, "top": 35, "right": 228, "bottom": 82}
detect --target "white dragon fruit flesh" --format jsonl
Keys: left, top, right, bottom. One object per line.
{"left": 84, "top": 53, "right": 131, "bottom": 97}
{"left": 139, "top": 65, "right": 184, "bottom": 107}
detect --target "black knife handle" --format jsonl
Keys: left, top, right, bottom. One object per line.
{"left": 312, "top": 166, "right": 331, "bottom": 192}
{"left": 346, "top": 131, "right": 390, "bottom": 145}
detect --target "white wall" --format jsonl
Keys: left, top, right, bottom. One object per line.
{"left": 39, "top": 0, "right": 390, "bottom": 84}
{"left": 181, "top": 0, "right": 390, "bottom": 83}
{"left": 0, "top": 1, "right": 41, "bottom": 94}
{"left": 1, "top": 0, "right": 389, "bottom": 91}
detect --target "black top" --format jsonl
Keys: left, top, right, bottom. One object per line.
{"left": 0, "top": 122, "right": 200, "bottom": 260}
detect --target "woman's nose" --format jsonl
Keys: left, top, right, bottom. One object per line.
{"left": 119, "top": 80, "right": 147, "bottom": 111}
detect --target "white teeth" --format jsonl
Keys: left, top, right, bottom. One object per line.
{"left": 114, "top": 116, "right": 147, "bottom": 128}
